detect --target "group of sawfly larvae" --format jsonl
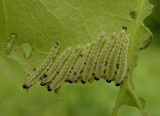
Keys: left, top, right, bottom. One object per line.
{"left": 23, "top": 30, "right": 130, "bottom": 92}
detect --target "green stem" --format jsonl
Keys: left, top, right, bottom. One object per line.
{"left": 112, "top": 78, "right": 147, "bottom": 116}
{"left": 112, "top": 79, "right": 127, "bottom": 116}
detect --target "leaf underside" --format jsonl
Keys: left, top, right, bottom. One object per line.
{"left": 0, "top": 0, "right": 153, "bottom": 116}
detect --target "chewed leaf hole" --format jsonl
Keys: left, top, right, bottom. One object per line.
{"left": 21, "top": 43, "right": 32, "bottom": 58}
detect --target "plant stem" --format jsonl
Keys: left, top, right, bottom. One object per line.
{"left": 112, "top": 79, "right": 127, "bottom": 116}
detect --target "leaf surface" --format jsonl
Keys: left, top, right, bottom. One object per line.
{"left": 0, "top": 0, "right": 153, "bottom": 115}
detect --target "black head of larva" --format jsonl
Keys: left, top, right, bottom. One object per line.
{"left": 55, "top": 42, "right": 60, "bottom": 45}
{"left": 116, "top": 64, "right": 119, "bottom": 69}
{"left": 68, "top": 80, "right": 73, "bottom": 83}
{"left": 47, "top": 86, "right": 52, "bottom": 92}
{"left": 116, "top": 83, "right": 121, "bottom": 86}
{"left": 80, "top": 54, "right": 83, "bottom": 57}
{"left": 43, "top": 73, "right": 48, "bottom": 78}
{"left": 94, "top": 77, "right": 100, "bottom": 80}
{"left": 122, "top": 26, "right": 127, "bottom": 30}
{"left": 41, "top": 82, "right": 46, "bottom": 86}
{"left": 23, "top": 84, "right": 29, "bottom": 89}
{"left": 81, "top": 79, "right": 86, "bottom": 84}
{"left": 80, "top": 70, "right": 84, "bottom": 73}
{"left": 115, "top": 71, "right": 117, "bottom": 75}
{"left": 106, "top": 79, "right": 112, "bottom": 83}
{"left": 129, "top": 11, "right": 136, "bottom": 19}
{"left": 57, "top": 71, "right": 59, "bottom": 75}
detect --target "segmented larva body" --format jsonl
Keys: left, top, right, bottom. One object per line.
{"left": 95, "top": 32, "right": 117, "bottom": 80}
{"left": 23, "top": 42, "right": 60, "bottom": 88}
{"left": 115, "top": 37, "right": 129, "bottom": 85}
{"left": 48, "top": 45, "right": 81, "bottom": 91}
{"left": 81, "top": 32, "right": 106, "bottom": 83}
{"left": 41, "top": 48, "right": 71, "bottom": 85}
{"left": 68, "top": 44, "right": 91, "bottom": 82}
{"left": 105, "top": 30, "right": 125, "bottom": 82}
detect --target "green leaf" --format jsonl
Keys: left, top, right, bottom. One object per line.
{"left": 112, "top": 79, "right": 147, "bottom": 116}
{"left": 0, "top": 0, "right": 153, "bottom": 115}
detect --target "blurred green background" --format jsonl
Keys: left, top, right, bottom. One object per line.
{"left": 0, "top": 0, "right": 159, "bottom": 116}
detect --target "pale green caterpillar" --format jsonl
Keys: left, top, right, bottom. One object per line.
{"left": 95, "top": 32, "right": 117, "bottom": 80}
{"left": 41, "top": 47, "right": 71, "bottom": 86}
{"left": 48, "top": 45, "right": 81, "bottom": 91}
{"left": 115, "top": 36, "right": 130, "bottom": 86}
{"left": 105, "top": 30, "right": 125, "bottom": 83}
{"left": 68, "top": 44, "right": 91, "bottom": 83}
{"left": 81, "top": 32, "right": 106, "bottom": 83}
{"left": 23, "top": 42, "right": 60, "bottom": 89}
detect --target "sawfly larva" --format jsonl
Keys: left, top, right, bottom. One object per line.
{"left": 81, "top": 32, "right": 106, "bottom": 83}
{"left": 23, "top": 42, "right": 60, "bottom": 89}
{"left": 68, "top": 44, "right": 91, "bottom": 83}
{"left": 115, "top": 37, "right": 129, "bottom": 86}
{"left": 48, "top": 45, "right": 81, "bottom": 91}
{"left": 95, "top": 32, "right": 117, "bottom": 80}
{"left": 41, "top": 48, "right": 71, "bottom": 86}
{"left": 105, "top": 30, "right": 125, "bottom": 82}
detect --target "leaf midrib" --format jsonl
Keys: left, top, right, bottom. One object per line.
{"left": 129, "top": 0, "right": 146, "bottom": 63}
{"left": 112, "top": 0, "right": 148, "bottom": 115}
